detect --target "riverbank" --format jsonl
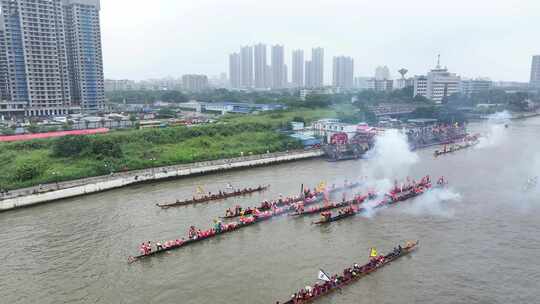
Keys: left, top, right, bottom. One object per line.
{"left": 0, "top": 149, "right": 323, "bottom": 211}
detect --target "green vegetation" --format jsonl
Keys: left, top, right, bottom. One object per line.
{"left": 220, "top": 108, "right": 337, "bottom": 127}
{"left": 0, "top": 119, "right": 307, "bottom": 191}
{"left": 106, "top": 90, "right": 188, "bottom": 104}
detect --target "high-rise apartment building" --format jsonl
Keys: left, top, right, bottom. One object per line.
{"left": 0, "top": 17, "right": 9, "bottom": 102}
{"left": 271, "top": 45, "right": 285, "bottom": 89}
{"left": 265, "top": 65, "right": 272, "bottom": 88}
{"left": 283, "top": 64, "right": 288, "bottom": 87}
{"left": 63, "top": 0, "right": 105, "bottom": 112}
{"left": 254, "top": 43, "right": 267, "bottom": 89}
{"left": 530, "top": 55, "right": 540, "bottom": 89}
{"left": 375, "top": 66, "right": 391, "bottom": 80}
{"left": 240, "top": 46, "right": 253, "bottom": 88}
{"left": 0, "top": 0, "right": 104, "bottom": 117}
{"left": 305, "top": 61, "right": 313, "bottom": 88}
{"left": 332, "top": 56, "right": 354, "bottom": 88}
{"left": 292, "top": 50, "right": 304, "bottom": 88}
{"left": 182, "top": 74, "right": 209, "bottom": 92}
{"left": 311, "top": 48, "right": 324, "bottom": 87}
{"left": 229, "top": 52, "right": 241, "bottom": 89}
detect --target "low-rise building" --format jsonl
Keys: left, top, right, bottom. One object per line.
{"left": 460, "top": 78, "right": 493, "bottom": 96}
{"left": 300, "top": 88, "right": 335, "bottom": 101}
{"left": 178, "top": 101, "right": 285, "bottom": 115}
{"left": 311, "top": 118, "right": 358, "bottom": 142}
{"left": 366, "top": 79, "right": 394, "bottom": 92}
{"left": 394, "top": 77, "right": 415, "bottom": 89}
{"left": 413, "top": 58, "right": 461, "bottom": 103}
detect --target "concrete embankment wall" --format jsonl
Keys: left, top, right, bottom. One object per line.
{"left": 0, "top": 150, "right": 324, "bottom": 212}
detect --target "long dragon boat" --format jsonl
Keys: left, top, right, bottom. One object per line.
{"left": 129, "top": 204, "right": 302, "bottom": 263}
{"left": 434, "top": 138, "right": 479, "bottom": 157}
{"left": 288, "top": 193, "right": 374, "bottom": 217}
{"left": 313, "top": 182, "right": 438, "bottom": 225}
{"left": 220, "top": 182, "right": 362, "bottom": 220}
{"left": 156, "top": 185, "right": 270, "bottom": 209}
{"left": 277, "top": 241, "right": 419, "bottom": 304}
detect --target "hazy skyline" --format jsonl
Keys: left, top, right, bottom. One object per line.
{"left": 101, "top": 0, "right": 540, "bottom": 82}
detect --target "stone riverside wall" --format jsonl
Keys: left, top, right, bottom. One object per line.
{"left": 0, "top": 150, "right": 324, "bottom": 212}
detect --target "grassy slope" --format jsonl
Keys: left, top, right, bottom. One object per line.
{"left": 0, "top": 108, "right": 336, "bottom": 191}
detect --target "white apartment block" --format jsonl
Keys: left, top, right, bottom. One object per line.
{"left": 0, "top": 0, "right": 104, "bottom": 117}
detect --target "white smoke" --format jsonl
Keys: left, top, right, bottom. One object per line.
{"left": 363, "top": 129, "right": 419, "bottom": 179}
{"left": 354, "top": 129, "right": 421, "bottom": 218}
{"left": 476, "top": 111, "right": 511, "bottom": 149}
{"left": 401, "top": 188, "right": 461, "bottom": 218}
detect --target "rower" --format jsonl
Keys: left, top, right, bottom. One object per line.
{"left": 139, "top": 243, "right": 146, "bottom": 255}
{"left": 188, "top": 226, "right": 197, "bottom": 239}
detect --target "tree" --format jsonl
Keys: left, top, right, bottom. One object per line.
{"left": 292, "top": 116, "right": 305, "bottom": 123}
{"left": 90, "top": 138, "right": 123, "bottom": 159}
{"left": 52, "top": 136, "right": 92, "bottom": 157}
{"left": 0, "top": 127, "right": 14, "bottom": 135}
{"left": 14, "top": 161, "right": 45, "bottom": 181}
{"left": 413, "top": 94, "right": 430, "bottom": 103}
{"left": 27, "top": 123, "right": 39, "bottom": 134}
{"left": 304, "top": 94, "right": 332, "bottom": 108}
{"left": 157, "top": 108, "right": 176, "bottom": 118}
{"left": 162, "top": 91, "right": 188, "bottom": 103}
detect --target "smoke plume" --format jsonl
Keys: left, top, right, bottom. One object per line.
{"left": 476, "top": 111, "right": 511, "bottom": 149}
{"left": 401, "top": 188, "right": 461, "bottom": 218}
{"left": 363, "top": 129, "right": 419, "bottom": 179}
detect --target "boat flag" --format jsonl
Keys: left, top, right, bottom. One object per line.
{"left": 370, "top": 247, "right": 378, "bottom": 258}
{"left": 317, "top": 269, "right": 331, "bottom": 282}
{"left": 196, "top": 186, "right": 205, "bottom": 194}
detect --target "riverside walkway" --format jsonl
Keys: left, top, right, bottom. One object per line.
{"left": 0, "top": 150, "right": 323, "bottom": 211}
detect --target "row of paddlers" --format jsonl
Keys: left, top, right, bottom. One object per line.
{"left": 156, "top": 185, "right": 270, "bottom": 208}
{"left": 129, "top": 177, "right": 437, "bottom": 263}
{"left": 129, "top": 181, "right": 364, "bottom": 263}
{"left": 278, "top": 241, "right": 419, "bottom": 304}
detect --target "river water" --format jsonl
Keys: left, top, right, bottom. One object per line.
{"left": 1, "top": 117, "right": 540, "bottom": 304}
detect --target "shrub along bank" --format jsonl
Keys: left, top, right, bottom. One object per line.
{"left": 0, "top": 121, "right": 303, "bottom": 191}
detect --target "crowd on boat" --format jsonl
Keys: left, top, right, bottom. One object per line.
{"left": 158, "top": 185, "right": 268, "bottom": 208}
{"left": 132, "top": 180, "right": 370, "bottom": 260}
{"left": 280, "top": 246, "right": 407, "bottom": 304}
{"left": 315, "top": 176, "right": 446, "bottom": 224}
{"left": 434, "top": 135, "right": 480, "bottom": 156}
{"left": 407, "top": 123, "right": 467, "bottom": 148}
{"left": 223, "top": 186, "right": 327, "bottom": 218}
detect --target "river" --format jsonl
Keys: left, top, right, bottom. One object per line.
{"left": 1, "top": 117, "right": 540, "bottom": 304}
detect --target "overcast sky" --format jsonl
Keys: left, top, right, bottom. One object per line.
{"left": 101, "top": 0, "right": 540, "bottom": 82}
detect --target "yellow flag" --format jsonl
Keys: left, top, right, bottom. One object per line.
{"left": 370, "top": 247, "right": 378, "bottom": 258}
{"left": 196, "top": 186, "right": 204, "bottom": 194}
{"left": 317, "top": 181, "right": 326, "bottom": 192}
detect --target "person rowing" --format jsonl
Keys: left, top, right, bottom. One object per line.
{"left": 437, "top": 176, "right": 446, "bottom": 186}
{"left": 188, "top": 226, "right": 197, "bottom": 240}
{"left": 320, "top": 211, "right": 331, "bottom": 222}
{"left": 214, "top": 219, "right": 223, "bottom": 233}
{"left": 139, "top": 243, "right": 147, "bottom": 255}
